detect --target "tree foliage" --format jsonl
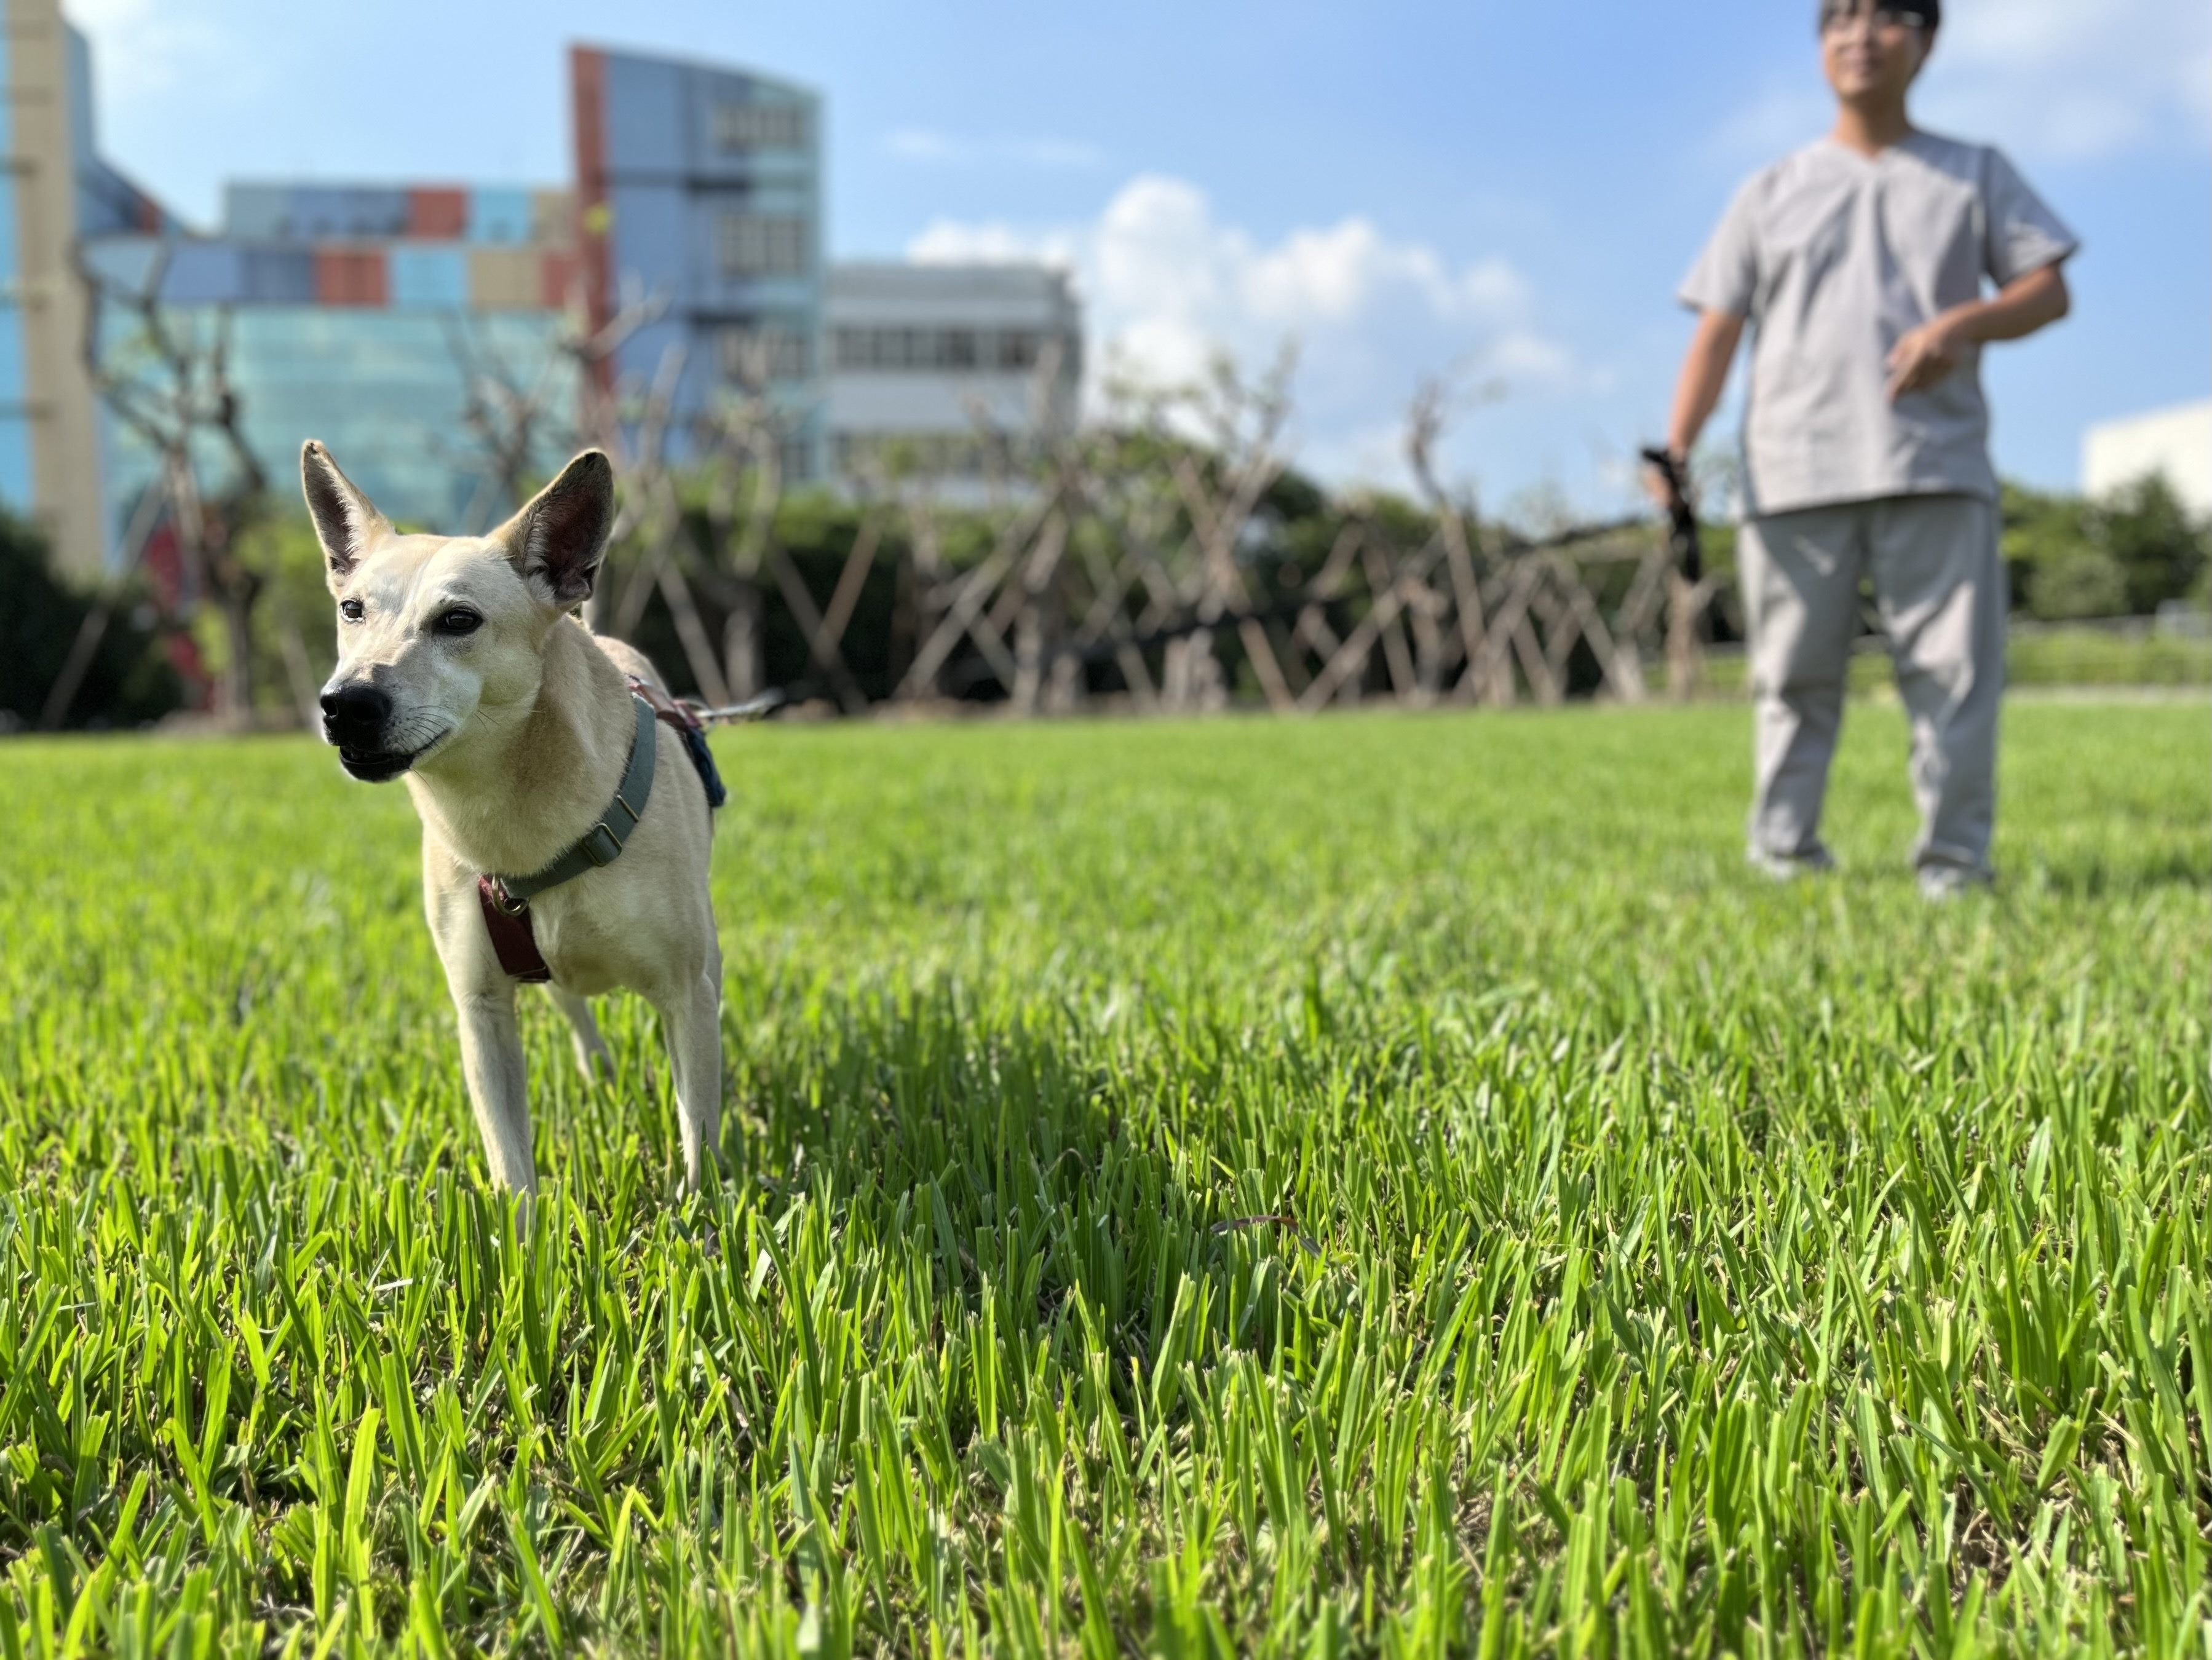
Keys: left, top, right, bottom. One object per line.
{"left": 2003, "top": 473, "right": 2208, "bottom": 621}
{"left": 0, "top": 511, "right": 181, "bottom": 730}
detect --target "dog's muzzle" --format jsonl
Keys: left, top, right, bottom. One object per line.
{"left": 320, "top": 682, "right": 416, "bottom": 781}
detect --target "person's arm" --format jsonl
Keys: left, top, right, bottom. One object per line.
{"left": 1647, "top": 309, "right": 1745, "bottom": 504}
{"left": 1885, "top": 261, "right": 2072, "bottom": 401}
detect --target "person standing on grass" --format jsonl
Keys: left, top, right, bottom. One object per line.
{"left": 1651, "top": 0, "right": 2076, "bottom": 898}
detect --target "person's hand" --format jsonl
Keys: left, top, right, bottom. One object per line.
{"left": 1887, "top": 314, "right": 1970, "bottom": 401}
{"left": 1642, "top": 448, "right": 1691, "bottom": 514}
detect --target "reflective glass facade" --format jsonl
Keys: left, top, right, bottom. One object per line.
{"left": 98, "top": 306, "right": 578, "bottom": 534}
{"left": 82, "top": 164, "right": 582, "bottom": 538}
{"left": 0, "top": 24, "right": 33, "bottom": 515}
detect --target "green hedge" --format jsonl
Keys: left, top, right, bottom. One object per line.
{"left": 1701, "top": 620, "right": 2211, "bottom": 698}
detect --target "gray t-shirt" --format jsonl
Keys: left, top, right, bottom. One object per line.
{"left": 1680, "top": 131, "right": 2077, "bottom": 517}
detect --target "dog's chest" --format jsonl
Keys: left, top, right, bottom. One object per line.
{"left": 529, "top": 898, "right": 636, "bottom": 995}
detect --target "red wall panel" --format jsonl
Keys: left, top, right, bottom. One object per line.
{"left": 407, "top": 188, "right": 467, "bottom": 239}
{"left": 314, "top": 249, "right": 389, "bottom": 306}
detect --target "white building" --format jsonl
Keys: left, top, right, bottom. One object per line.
{"left": 826, "top": 263, "right": 1082, "bottom": 489}
{"left": 2082, "top": 399, "right": 2212, "bottom": 518}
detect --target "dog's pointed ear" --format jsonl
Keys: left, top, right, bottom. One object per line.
{"left": 496, "top": 450, "right": 616, "bottom": 608}
{"left": 301, "top": 440, "right": 391, "bottom": 591}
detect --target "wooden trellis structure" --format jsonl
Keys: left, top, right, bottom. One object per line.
{"left": 770, "top": 362, "right": 1713, "bottom": 716}
{"left": 459, "top": 323, "right": 1719, "bottom": 719}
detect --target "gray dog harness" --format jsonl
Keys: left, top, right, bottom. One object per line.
{"left": 475, "top": 694, "right": 657, "bottom": 982}
{"left": 475, "top": 679, "right": 727, "bottom": 982}
{"left": 499, "top": 695, "right": 657, "bottom": 909}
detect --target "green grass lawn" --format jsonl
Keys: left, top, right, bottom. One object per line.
{"left": 1, "top": 699, "right": 2206, "bottom": 1657}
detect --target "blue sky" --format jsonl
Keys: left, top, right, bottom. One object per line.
{"left": 66, "top": 0, "right": 2211, "bottom": 514}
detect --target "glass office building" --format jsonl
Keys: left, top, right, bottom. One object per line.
{"left": 0, "top": 18, "right": 31, "bottom": 519}
{"left": 85, "top": 296, "right": 579, "bottom": 537}
{"left": 2, "top": 0, "right": 168, "bottom": 575}
{"left": 67, "top": 42, "right": 829, "bottom": 552}
{"left": 23, "top": 18, "right": 1070, "bottom": 576}
{"left": 573, "top": 45, "right": 827, "bottom": 479}
{"left": 83, "top": 180, "right": 582, "bottom": 536}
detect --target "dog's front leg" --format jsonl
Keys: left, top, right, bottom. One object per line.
{"left": 424, "top": 845, "right": 537, "bottom": 1193}
{"left": 453, "top": 987, "right": 537, "bottom": 1193}
{"left": 655, "top": 971, "right": 723, "bottom": 1192}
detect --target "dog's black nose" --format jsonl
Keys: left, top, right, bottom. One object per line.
{"left": 320, "top": 682, "right": 391, "bottom": 745}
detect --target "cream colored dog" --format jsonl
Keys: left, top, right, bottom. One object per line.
{"left": 303, "top": 441, "right": 722, "bottom": 1195}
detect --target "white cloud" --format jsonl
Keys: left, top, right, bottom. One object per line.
{"left": 886, "top": 128, "right": 965, "bottom": 164}
{"left": 908, "top": 174, "right": 1588, "bottom": 488}
{"left": 907, "top": 218, "right": 1083, "bottom": 269}
{"left": 1013, "top": 138, "right": 1110, "bottom": 170}
{"left": 1707, "top": 83, "right": 1833, "bottom": 165}
{"left": 1921, "top": 0, "right": 2211, "bottom": 159}
{"left": 884, "top": 128, "right": 1108, "bottom": 170}
{"left": 1715, "top": 0, "right": 2210, "bottom": 165}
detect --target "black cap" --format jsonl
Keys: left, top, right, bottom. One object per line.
{"left": 1820, "top": 0, "right": 1940, "bottom": 30}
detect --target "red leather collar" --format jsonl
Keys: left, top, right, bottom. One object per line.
{"left": 477, "top": 874, "right": 553, "bottom": 981}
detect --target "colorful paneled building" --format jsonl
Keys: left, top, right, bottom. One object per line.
{"left": 6, "top": 6, "right": 1071, "bottom": 582}
{"left": 573, "top": 45, "right": 825, "bottom": 480}
{"left": 83, "top": 176, "right": 584, "bottom": 539}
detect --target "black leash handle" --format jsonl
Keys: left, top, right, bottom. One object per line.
{"left": 1639, "top": 446, "right": 1703, "bottom": 585}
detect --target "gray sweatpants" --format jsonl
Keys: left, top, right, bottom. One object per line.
{"left": 1740, "top": 492, "right": 2006, "bottom": 879}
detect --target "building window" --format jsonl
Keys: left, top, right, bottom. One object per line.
{"left": 713, "top": 101, "right": 809, "bottom": 153}
{"left": 834, "top": 326, "right": 1057, "bottom": 373}
{"left": 720, "top": 324, "right": 811, "bottom": 384}
{"left": 718, "top": 214, "right": 809, "bottom": 278}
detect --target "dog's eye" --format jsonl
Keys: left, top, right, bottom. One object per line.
{"left": 339, "top": 599, "right": 365, "bottom": 623}
{"left": 435, "top": 608, "right": 483, "bottom": 637}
